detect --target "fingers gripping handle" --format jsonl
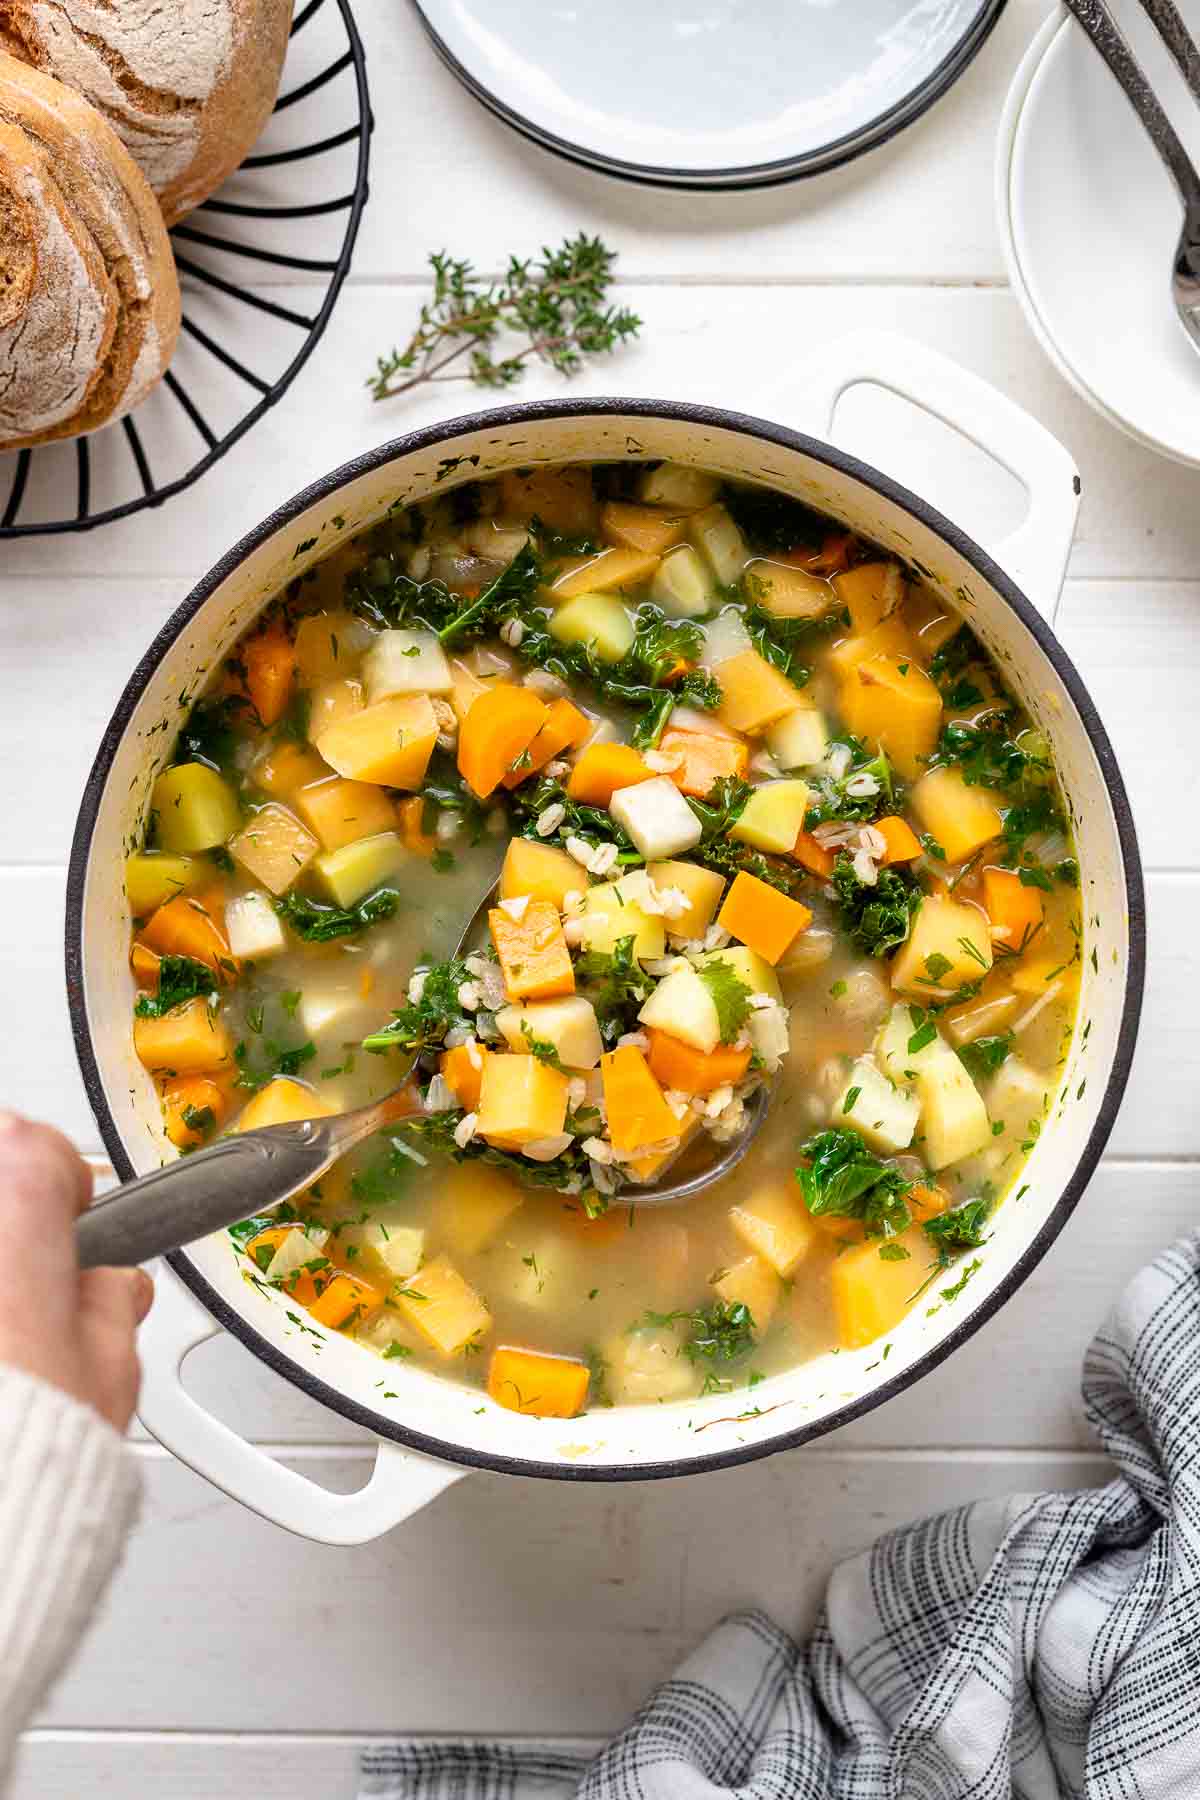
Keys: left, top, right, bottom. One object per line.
{"left": 797, "top": 330, "right": 1079, "bottom": 623}
{"left": 137, "top": 1268, "right": 469, "bottom": 1544}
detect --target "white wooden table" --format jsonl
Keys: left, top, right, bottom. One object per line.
{"left": 4, "top": 2, "right": 1195, "bottom": 1790}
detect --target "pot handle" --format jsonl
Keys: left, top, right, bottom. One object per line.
{"left": 795, "top": 329, "right": 1079, "bottom": 623}
{"left": 136, "top": 1267, "right": 469, "bottom": 1545}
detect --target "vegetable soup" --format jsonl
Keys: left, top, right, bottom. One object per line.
{"left": 126, "top": 461, "right": 1080, "bottom": 1417}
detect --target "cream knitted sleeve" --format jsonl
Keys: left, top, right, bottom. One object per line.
{"left": 0, "top": 1366, "right": 141, "bottom": 1788}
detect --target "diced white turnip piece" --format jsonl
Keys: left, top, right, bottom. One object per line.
{"left": 224, "top": 891, "right": 286, "bottom": 961}
{"left": 609, "top": 776, "right": 702, "bottom": 860}
{"left": 362, "top": 629, "right": 453, "bottom": 702}
{"left": 495, "top": 996, "right": 604, "bottom": 1069}
{"left": 836, "top": 1056, "right": 919, "bottom": 1154}
{"left": 699, "top": 606, "right": 753, "bottom": 670}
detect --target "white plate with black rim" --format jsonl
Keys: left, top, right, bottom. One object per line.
{"left": 412, "top": 0, "right": 1009, "bottom": 189}
{"left": 998, "top": 2, "right": 1200, "bottom": 468}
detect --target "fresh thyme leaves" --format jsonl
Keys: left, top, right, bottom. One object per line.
{"left": 133, "top": 954, "right": 216, "bottom": 1017}
{"left": 276, "top": 887, "right": 402, "bottom": 943}
{"left": 640, "top": 1301, "right": 757, "bottom": 1366}
{"left": 923, "top": 1197, "right": 991, "bottom": 1268}
{"left": 368, "top": 236, "right": 641, "bottom": 403}
{"left": 361, "top": 959, "right": 473, "bottom": 1055}
{"left": 796, "top": 1128, "right": 914, "bottom": 1238}
{"left": 957, "top": 1033, "right": 1014, "bottom": 1082}
{"left": 575, "top": 935, "right": 654, "bottom": 1042}
{"left": 696, "top": 958, "right": 753, "bottom": 1043}
{"left": 830, "top": 855, "right": 921, "bottom": 958}
{"left": 520, "top": 1019, "right": 567, "bottom": 1071}
{"left": 804, "top": 737, "right": 893, "bottom": 828}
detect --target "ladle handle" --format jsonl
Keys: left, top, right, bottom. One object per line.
{"left": 76, "top": 1123, "right": 342, "bottom": 1268}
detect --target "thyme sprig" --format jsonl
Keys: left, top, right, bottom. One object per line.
{"left": 368, "top": 237, "right": 642, "bottom": 402}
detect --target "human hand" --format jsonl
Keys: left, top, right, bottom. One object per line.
{"left": 0, "top": 1112, "right": 153, "bottom": 1432}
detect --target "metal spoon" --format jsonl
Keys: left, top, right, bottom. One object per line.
{"left": 77, "top": 880, "right": 771, "bottom": 1269}
{"left": 1061, "top": 0, "right": 1200, "bottom": 351}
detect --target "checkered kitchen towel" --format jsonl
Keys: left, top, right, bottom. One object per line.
{"left": 361, "top": 1232, "right": 1200, "bottom": 1799}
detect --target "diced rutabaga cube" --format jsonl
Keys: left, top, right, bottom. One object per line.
{"left": 313, "top": 830, "right": 405, "bottom": 907}
{"left": 605, "top": 1326, "right": 697, "bottom": 1403}
{"left": 362, "top": 629, "right": 453, "bottom": 702}
{"left": 436, "top": 1164, "right": 524, "bottom": 1255}
{"left": 730, "top": 780, "right": 809, "bottom": 855}
{"left": 694, "top": 945, "right": 782, "bottom": 1005}
{"left": 729, "top": 1178, "right": 816, "bottom": 1277}
{"left": 229, "top": 803, "right": 319, "bottom": 895}
{"left": 748, "top": 1002, "right": 791, "bottom": 1070}
{"left": 686, "top": 504, "right": 748, "bottom": 586}
{"left": 909, "top": 765, "right": 1004, "bottom": 866}
{"left": 836, "top": 1056, "right": 919, "bottom": 1154}
{"left": 650, "top": 544, "right": 712, "bottom": 617}
{"left": 638, "top": 965, "right": 721, "bottom": 1054}
{"left": 609, "top": 776, "right": 702, "bottom": 860}
{"left": 224, "top": 891, "right": 286, "bottom": 960}
{"left": 713, "top": 1253, "right": 779, "bottom": 1335}
{"left": 748, "top": 560, "right": 834, "bottom": 620}
{"left": 646, "top": 859, "right": 727, "bottom": 936}
{"left": 699, "top": 606, "right": 753, "bottom": 670}
{"left": 890, "top": 896, "right": 993, "bottom": 997}
{"left": 983, "top": 1057, "right": 1051, "bottom": 1154}
{"left": 639, "top": 463, "right": 719, "bottom": 510}
{"left": 495, "top": 996, "right": 604, "bottom": 1069}
{"left": 394, "top": 1254, "right": 491, "bottom": 1358}
{"left": 915, "top": 1051, "right": 991, "bottom": 1169}
{"left": 766, "top": 705, "right": 828, "bottom": 770}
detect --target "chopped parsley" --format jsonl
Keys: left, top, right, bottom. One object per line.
{"left": 362, "top": 958, "right": 473, "bottom": 1055}
{"left": 276, "top": 887, "right": 402, "bottom": 942}
{"left": 957, "top": 1033, "right": 1014, "bottom": 1082}
{"left": 133, "top": 954, "right": 216, "bottom": 1017}
{"left": 831, "top": 856, "right": 921, "bottom": 959}
{"left": 796, "top": 1127, "right": 913, "bottom": 1238}
{"left": 696, "top": 957, "right": 753, "bottom": 1043}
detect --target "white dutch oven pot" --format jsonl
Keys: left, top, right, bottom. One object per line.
{"left": 66, "top": 332, "right": 1144, "bottom": 1544}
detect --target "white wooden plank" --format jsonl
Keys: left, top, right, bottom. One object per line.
{"left": 344, "top": 2, "right": 1049, "bottom": 286}
{"left": 12, "top": 1734, "right": 599, "bottom": 1800}
{"left": 3, "top": 285, "right": 1199, "bottom": 582}
{"left": 3, "top": 572, "right": 1192, "bottom": 869}
{"left": 35, "top": 1446, "right": 1107, "bottom": 1735}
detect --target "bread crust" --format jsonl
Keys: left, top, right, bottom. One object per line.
{"left": 0, "top": 0, "right": 293, "bottom": 224}
{"left": 0, "top": 48, "right": 180, "bottom": 448}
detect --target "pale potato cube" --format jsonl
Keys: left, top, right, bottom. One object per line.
{"left": 296, "top": 977, "right": 377, "bottom": 1041}
{"left": 686, "top": 504, "right": 748, "bottom": 586}
{"left": 638, "top": 966, "right": 721, "bottom": 1054}
{"left": 983, "top": 1057, "right": 1052, "bottom": 1153}
{"left": 915, "top": 1053, "right": 991, "bottom": 1169}
{"left": 713, "top": 1253, "right": 779, "bottom": 1335}
{"left": 766, "top": 705, "right": 828, "bottom": 770}
{"left": 294, "top": 776, "right": 397, "bottom": 852}
{"left": 890, "top": 896, "right": 993, "bottom": 997}
{"left": 293, "top": 612, "right": 377, "bottom": 686}
{"left": 224, "top": 891, "right": 286, "bottom": 960}
{"left": 495, "top": 996, "right": 603, "bottom": 1069}
{"left": 336, "top": 1223, "right": 425, "bottom": 1289}
{"left": 650, "top": 543, "right": 712, "bottom": 617}
{"left": 695, "top": 945, "right": 782, "bottom": 1006}
{"left": 435, "top": 1164, "right": 524, "bottom": 1255}
{"left": 730, "top": 779, "right": 809, "bottom": 854}
{"left": 307, "top": 676, "right": 364, "bottom": 742}
{"left": 875, "top": 1002, "right": 947, "bottom": 1084}
{"left": 836, "top": 1056, "right": 919, "bottom": 1154}
{"left": 639, "top": 463, "right": 719, "bottom": 510}
{"left": 395, "top": 1254, "right": 491, "bottom": 1358}
{"left": 362, "top": 629, "right": 453, "bottom": 702}
{"left": 605, "top": 1326, "right": 696, "bottom": 1404}
{"left": 313, "top": 830, "right": 404, "bottom": 907}
{"left": 729, "top": 1179, "right": 816, "bottom": 1277}
{"left": 609, "top": 776, "right": 702, "bottom": 861}
{"left": 909, "top": 766, "right": 1004, "bottom": 865}
{"left": 234, "top": 1078, "right": 335, "bottom": 1132}
{"left": 230, "top": 804, "right": 319, "bottom": 895}
{"left": 549, "top": 592, "right": 635, "bottom": 661}
{"left": 647, "top": 860, "right": 727, "bottom": 936}
{"left": 580, "top": 877, "right": 666, "bottom": 961}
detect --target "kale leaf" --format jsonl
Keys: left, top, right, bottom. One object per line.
{"left": 957, "top": 1033, "right": 1013, "bottom": 1082}
{"left": 923, "top": 1197, "right": 991, "bottom": 1267}
{"left": 796, "top": 1127, "right": 914, "bottom": 1237}
{"left": 361, "top": 958, "right": 474, "bottom": 1056}
{"left": 575, "top": 934, "right": 654, "bottom": 1043}
{"left": 831, "top": 855, "right": 921, "bottom": 958}
{"left": 133, "top": 954, "right": 217, "bottom": 1018}
{"left": 276, "top": 887, "right": 402, "bottom": 942}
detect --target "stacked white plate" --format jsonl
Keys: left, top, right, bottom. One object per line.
{"left": 998, "top": 2, "right": 1200, "bottom": 467}
{"left": 414, "top": 0, "right": 1007, "bottom": 189}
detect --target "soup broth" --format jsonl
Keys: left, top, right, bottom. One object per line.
{"left": 125, "top": 461, "right": 1080, "bottom": 1416}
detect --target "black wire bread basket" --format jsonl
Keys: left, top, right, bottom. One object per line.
{"left": 0, "top": 0, "right": 371, "bottom": 538}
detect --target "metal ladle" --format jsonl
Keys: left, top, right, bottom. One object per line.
{"left": 76, "top": 881, "right": 771, "bottom": 1268}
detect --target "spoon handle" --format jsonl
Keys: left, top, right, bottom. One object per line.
{"left": 1138, "top": 0, "right": 1200, "bottom": 106}
{"left": 76, "top": 1083, "right": 422, "bottom": 1269}
{"left": 1063, "top": 0, "right": 1200, "bottom": 208}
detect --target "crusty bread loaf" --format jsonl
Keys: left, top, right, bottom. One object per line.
{"left": 0, "top": 0, "right": 293, "bottom": 225}
{"left": 0, "top": 49, "right": 179, "bottom": 448}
